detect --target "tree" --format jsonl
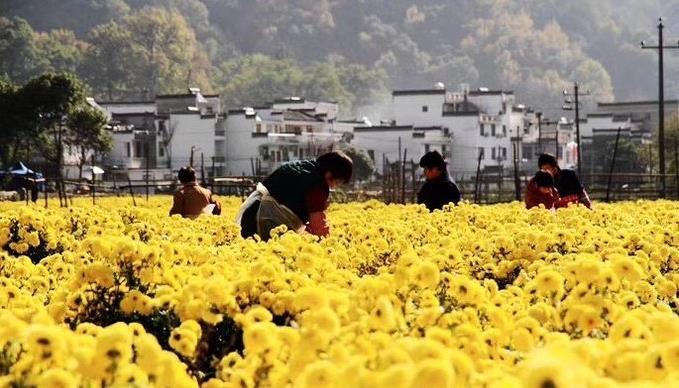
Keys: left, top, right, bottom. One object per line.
{"left": 0, "top": 17, "right": 44, "bottom": 83}
{"left": 342, "top": 147, "right": 375, "bottom": 182}
{"left": 66, "top": 106, "right": 112, "bottom": 178}
{"left": 664, "top": 114, "right": 679, "bottom": 176}
{"left": 0, "top": 78, "right": 21, "bottom": 167}
{"left": 124, "top": 7, "right": 211, "bottom": 95}
{"left": 80, "top": 21, "right": 139, "bottom": 100}
{"left": 20, "top": 73, "right": 85, "bottom": 177}
{"left": 215, "top": 54, "right": 304, "bottom": 107}
{"left": 34, "top": 29, "right": 88, "bottom": 75}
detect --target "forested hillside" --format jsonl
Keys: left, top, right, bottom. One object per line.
{"left": 2, "top": 0, "right": 679, "bottom": 116}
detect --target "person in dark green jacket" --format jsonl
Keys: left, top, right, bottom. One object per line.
{"left": 239, "top": 151, "right": 353, "bottom": 240}
{"left": 417, "top": 151, "right": 461, "bottom": 211}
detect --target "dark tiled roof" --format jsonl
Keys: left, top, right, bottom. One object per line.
{"left": 156, "top": 93, "right": 196, "bottom": 99}
{"left": 392, "top": 89, "right": 446, "bottom": 96}
{"left": 274, "top": 97, "right": 306, "bottom": 104}
{"left": 111, "top": 112, "right": 156, "bottom": 118}
{"left": 598, "top": 100, "right": 679, "bottom": 107}
{"left": 98, "top": 100, "right": 154, "bottom": 105}
{"left": 283, "top": 110, "right": 323, "bottom": 122}
{"left": 354, "top": 125, "right": 413, "bottom": 132}
{"left": 413, "top": 126, "right": 446, "bottom": 131}
{"left": 442, "top": 111, "right": 479, "bottom": 117}
{"left": 468, "top": 90, "right": 513, "bottom": 96}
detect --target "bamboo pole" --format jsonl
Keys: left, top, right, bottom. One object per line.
{"left": 605, "top": 127, "right": 623, "bottom": 202}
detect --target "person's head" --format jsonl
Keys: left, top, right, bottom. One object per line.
{"left": 534, "top": 170, "right": 555, "bottom": 195}
{"left": 317, "top": 151, "right": 353, "bottom": 188}
{"left": 538, "top": 153, "right": 559, "bottom": 176}
{"left": 419, "top": 151, "right": 447, "bottom": 181}
{"left": 178, "top": 167, "right": 196, "bottom": 184}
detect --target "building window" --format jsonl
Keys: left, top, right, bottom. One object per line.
{"left": 126, "top": 142, "right": 131, "bottom": 157}
{"left": 134, "top": 141, "right": 142, "bottom": 158}
{"left": 480, "top": 124, "right": 485, "bottom": 136}
{"left": 502, "top": 147, "right": 507, "bottom": 159}
{"left": 299, "top": 148, "right": 304, "bottom": 159}
{"left": 158, "top": 142, "right": 165, "bottom": 157}
{"left": 503, "top": 125, "right": 508, "bottom": 136}
{"left": 442, "top": 145, "right": 447, "bottom": 157}
{"left": 492, "top": 148, "right": 496, "bottom": 160}
{"left": 256, "top": 123, "right": 262, "bottom": 133}
{"left": 478, "top": 147, "right": 485, "bottom": 159}
{"left": 306, "top": 125, "right": 313, "bottom": 133}
{"left": 491, "top": 124, "right": 496, "bottom": 136}
{"left": 422, "top": 105, "right": 429, "bottom": 112}
{"left": 425, "top": 144, "right": 430, "bottom": 153}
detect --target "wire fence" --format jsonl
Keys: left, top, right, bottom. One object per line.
{"left": 5, "top": 171, "right": 679, "bottom": 209}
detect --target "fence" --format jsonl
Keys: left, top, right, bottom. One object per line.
{"left": 7, "top": 171, "right": 679, "bottom": 209}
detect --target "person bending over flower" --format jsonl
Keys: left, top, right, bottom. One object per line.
{"left": 237, "top": 151, "right": 353, "bottom": 241}
{"left": 538, "top": 153, "right": 592, "bottom": 209}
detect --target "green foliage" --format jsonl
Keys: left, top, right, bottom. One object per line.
{"left": 342, "top": 147, "right": 376, "bottom": 182}
{"left": 0, "top": 17, "right": 42, "bottom": 83}
{"left": 0, "top": 0, "right": 674, "bottom": 114}
{"left": 19, "top": 73, "right": 86, "bottom": 173}
{"left": 66, "top": 106, "right": 113, "bottom": 178}
{"left": 80, "top": 21, "right": 137, "bottom": 100}
{"left": 34, "top": 30, "right": 87, "bottom": 75}
{"left": 215, "top": 54, "right": 388, "bottom": 116}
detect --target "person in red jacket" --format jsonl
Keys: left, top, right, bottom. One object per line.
{"left": 525, "top": 170, "right": 560, "bottom": 209}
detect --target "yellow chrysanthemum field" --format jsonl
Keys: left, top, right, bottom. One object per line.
{"left": 1, "top": 197, "right": 679, "bottom": 388}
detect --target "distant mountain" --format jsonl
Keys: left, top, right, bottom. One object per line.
{"left": 2, "top": 0, "right": 678, "bottom": 116}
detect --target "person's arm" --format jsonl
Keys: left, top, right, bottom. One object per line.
{"left": 169, "top": 191, "right": 184, "bottom": 216}
{"left": 307, "top": 211, "right": 330, "bottom": 237}
{"left": 448, "top": 182, "right": 461, "bottom": 205}
{"left": 209, "top": 193, "right": 222, "bottom": 215}
{"left": 416, "top": 182, "right": 427, "bottom": 205}
{"left": 570, "top": 173, "right": 592, "bottom": 209}
{"left": 579, "top": 189, "right": 592, "bottom": 209}
{"left": 304, "top": 185, "right": 330, "bottom": 236}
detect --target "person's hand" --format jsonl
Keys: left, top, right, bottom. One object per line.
{"left": 212, "top": 200, "right": 222, "bottom": 215}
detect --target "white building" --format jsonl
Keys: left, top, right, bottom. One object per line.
{"left": 223, "top": 99, "right": 353, "bottom": 176}
{"left": 349, "top": 86, "right": 536, "bottom": 179}
{"left": 97, "top": 89, "right": 226, "bottom": 181}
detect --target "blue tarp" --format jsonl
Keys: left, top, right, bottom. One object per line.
{"left": 4, "top": 162, "right": 44, "bottom": 181}
{"left": 8, "top": 162, "right": 32, "bottom": 175}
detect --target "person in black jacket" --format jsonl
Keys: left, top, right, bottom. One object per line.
{"left": 538, "top": 153, "right": 592, "bottom": 208}
{"left": 417, "top": 151, "right": 461, "bottom": 211}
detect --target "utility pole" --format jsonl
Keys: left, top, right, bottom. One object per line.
{"left": 606, "top": 127, "right": 623, "bottom": 202}
{"left": 641, "top": 18, "right": 679, "bottom": 198}
{"left": 536, "top": 112, "right": 543, "bottom": 154}
{"left": 563, "top": 83, "right": 590, "bottom": 178}
{"left": 537, "top": 115, "right": 559, "bottom": 158}
{"left": 145, "top": 136, "right": 150, "bottom": 201}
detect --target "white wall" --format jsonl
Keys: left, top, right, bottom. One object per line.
{"left": 467, "top": 93, "right": 512, "bottom": 115}
{"left": 352, "top": 128, "right": 418, "bottom": 174}
{"left": 168, "top": 113, "right": 217, "bottom": 170}
{"left": 224, "top": 113, "right": 267, "bottom": 175}
{"left": 392, "top": 93, "right": 446, "bottom": 127}
{"left": 99, "top": 103, "right": 156, "bottom": 119}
